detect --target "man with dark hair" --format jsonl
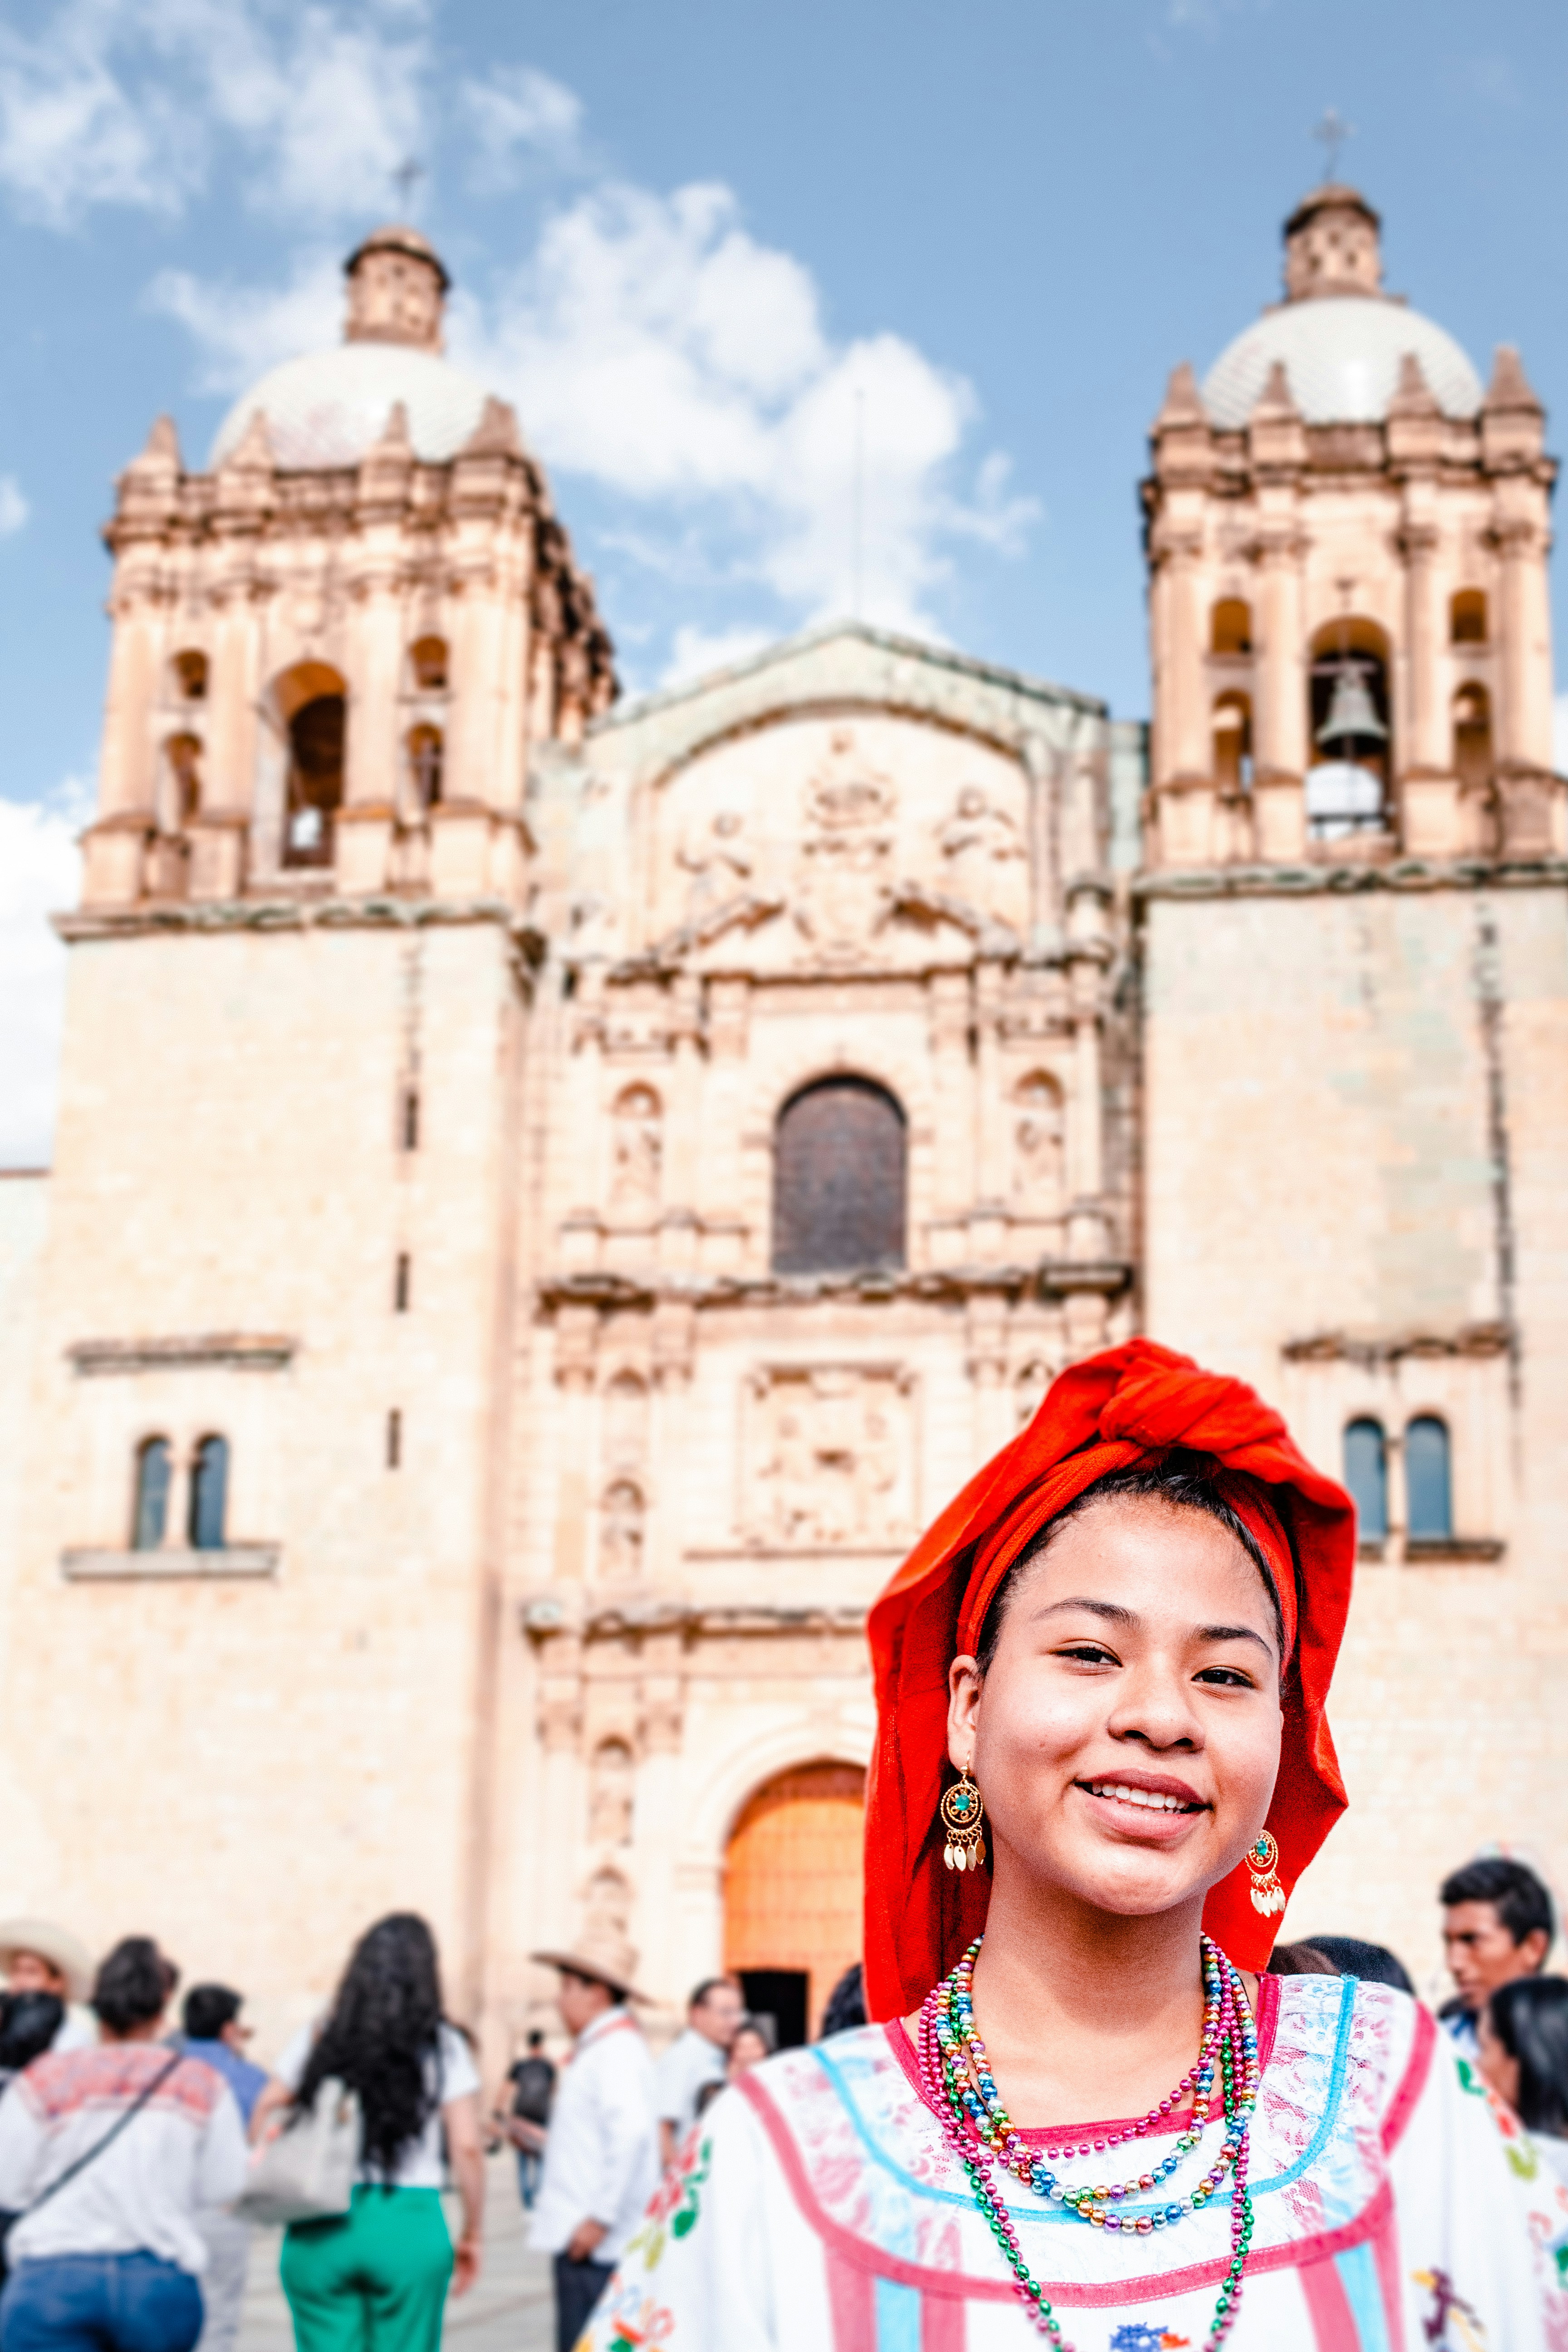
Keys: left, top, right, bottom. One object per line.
{"left": 653, "top": 1975, "right": 744, "bottom": 2165}
{"left": 1440, "top": 1855, "right": 1554, "bottom": 2056}
{"left": 176, "top": 1983, "right": 270, "bottom": 2352}
{"left": 500, "top": 2029, "right": 556, "bottom": 2209}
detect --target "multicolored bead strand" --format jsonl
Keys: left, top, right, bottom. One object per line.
{"left": 916, "top": 1934, "right": 1259, "bottom": 2347}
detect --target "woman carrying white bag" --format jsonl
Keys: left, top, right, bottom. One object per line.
{"left": 246, "top": 1914, "right": 484, "bottom": 2352}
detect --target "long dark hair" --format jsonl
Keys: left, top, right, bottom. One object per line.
{"left": 1488, "top": 1975, "right": 1568, "bottom": 2136}
{"left": 296, "top": 1914, "right": 445, "bottom": 2179}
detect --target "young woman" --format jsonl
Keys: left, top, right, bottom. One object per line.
{"left": 259, "top": 1913, "right": 483, "bottom": 2352}
{"left": 586, "top": 1340, "right": 1568, "bottom": 2348}
{"left": 1479, "top": 1975, "right": 1568, "bottom": 2185}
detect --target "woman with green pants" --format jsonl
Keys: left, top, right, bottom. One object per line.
{"left": 258, "top": 1914, "right": 485, "bottom": 2352}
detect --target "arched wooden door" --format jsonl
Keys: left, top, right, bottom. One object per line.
{"left": 723, "top": 1760, "right": 865, "bottom": 2041}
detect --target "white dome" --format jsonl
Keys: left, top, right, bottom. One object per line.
{"left": 210, "top": 342, "right": 490, "bottom": 470}
{"left": 1202, "top": 297, "right": 1484, "bottom": 430}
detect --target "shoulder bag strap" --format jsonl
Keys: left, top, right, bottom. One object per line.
{"left": 19, "top": 2047, "right": 185, "bottom": 2221}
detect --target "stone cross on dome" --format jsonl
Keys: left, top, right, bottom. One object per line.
{"left": 343, "top": 222, "right": 450, "bottom": 354}
{"left": 1312, "top": 106, "right": 1353, "bottom": 183}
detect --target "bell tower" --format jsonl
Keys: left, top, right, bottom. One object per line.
{"left": 83, "top": 224, "right": 614, "bottom": 918}
{"left": 1142, "top": 184, "right": 1560, "bottom": 869}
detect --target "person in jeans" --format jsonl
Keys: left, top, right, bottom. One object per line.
{"left": 500, "top": 2032, "right": 555, "bottom": 2209}
{"left": 176, "top": 1985, "right": 270, "bottom": 2352}
{"left": 0, "top": 1936, "right": 247, "bottom": 2352}
{"left": 254, "top": 1913, "right": 484, "bottom": 2352}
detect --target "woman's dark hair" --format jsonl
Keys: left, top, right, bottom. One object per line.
{"left": 819, "top": 1962, "right": 867, "bottom": 2038}
{"left": 295, "top": 1913, "right": 445, "bottom": 2180}
{"left": 1264, "top": 1942, "right": 1339, "bottom": 1978}
{"left": 1302, "top": 1936, "right": 1414, "bottom": 1994}
{"left": 0, "top": 1990, "right": 64, "bottom": 2071}
{"left": 92, "top": 1936, "right": 178, "bottom": 2034}
{"left": 1488, "top": 1975, "right": 1568, "bottom": 2136}
{"left": 976, "top": 1452, "right": 1292, "bottom": 1674}
{"left": 183, "top": 1983, "right": 242, "bottom": 2042}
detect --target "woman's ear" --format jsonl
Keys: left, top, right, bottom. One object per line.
{"left": 948, "top": 1652, "right": 982, "bottom": 1770}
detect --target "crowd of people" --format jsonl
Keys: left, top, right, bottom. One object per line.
{"left": 0, "top": 1352, "right": 1565, "bottom": 2349}
{"left": 0, "top": 1844, "right": 1558, "bottom": 2352}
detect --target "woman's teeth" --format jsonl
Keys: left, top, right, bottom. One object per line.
{"left": 1085, "top": 1782, "right": 1196, "bottom": 1813}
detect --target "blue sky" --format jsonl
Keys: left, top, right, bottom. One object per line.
{"left": 2, "top": 0, "right": 1567, "bottom": 1154}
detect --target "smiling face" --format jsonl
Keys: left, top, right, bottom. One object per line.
{"left": 948, "top": 1495, "right": 1284, "bottom": 1924}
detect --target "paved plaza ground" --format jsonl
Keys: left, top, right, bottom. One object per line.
{"left": 236, "top": 2151, "right": 556, "bottom": 2350}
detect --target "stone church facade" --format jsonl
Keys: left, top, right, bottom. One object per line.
{"left": 0, "top": 188, "right": 1563, "bottom": 2052}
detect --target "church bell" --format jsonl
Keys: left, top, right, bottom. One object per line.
{"left": 1316, "top": 664, "right": 1387, "bottom": 751}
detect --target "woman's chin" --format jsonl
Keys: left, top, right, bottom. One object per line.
{"left": 1036, "top": 1832, "right": 1218, "bottom": 1919}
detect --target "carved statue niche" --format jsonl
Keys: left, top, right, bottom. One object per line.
{"left": 1015, "top": 1358, "right": 1053, "bottom": 1431}
{"left": 1011, "top": 1071, "right": 1065, "bottom": 1210}
{"left": 793, "top": 727, "right": 897, "bottom": 963}
{"left": 603, "top": 1371, "right": 650, "bottom": 1471}
{"left": 938, "top": 783, "right": 1027, "bottom": 919}
{"left": 600, "top": 1479, "right": 647, "bottom": 1581}
{"left": 580, "top": 1868, "right": 634, "bottom": 1956}
{"left": 588, "top": 1739, "right": 635, "bottom": 1847}
{"left": 676, "top": 808, "right": 752, "bottom": 916}
{"left": 609, "top": 1085, "right": 662, "bottom": 1213}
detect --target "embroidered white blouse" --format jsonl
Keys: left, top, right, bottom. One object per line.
{"left": 583, "top": 1975, "right": 1568, "bottom": 2352}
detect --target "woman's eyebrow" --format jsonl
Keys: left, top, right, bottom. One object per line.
{"left": 1197, "top": 1622, "right": 1275, "bottom": 1659}
{"left": 1033, "top": 1598, "right": 1138, "bottom": 1627}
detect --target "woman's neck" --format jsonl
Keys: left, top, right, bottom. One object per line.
{"left": 919, "top": 1868, "right": 1227, "bottom": 2132}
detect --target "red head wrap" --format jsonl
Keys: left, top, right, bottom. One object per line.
{"left": 862, "top": 1338, "right": 1356, "bottom": 2019}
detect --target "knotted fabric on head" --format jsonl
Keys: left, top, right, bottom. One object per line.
{"left": 862, "top": 1338, "right": 1356, "bottom": 2019}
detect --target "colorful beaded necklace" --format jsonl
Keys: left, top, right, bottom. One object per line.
{"left": 916, "top": 1934, "right": 1259, "bottom": 2347}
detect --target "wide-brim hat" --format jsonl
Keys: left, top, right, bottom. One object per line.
{"left": 530, "top": 1937, "right": 651, "bottom": 2005}
{"left": 0, "top": 1919, "right": 95, "bottom": 2004}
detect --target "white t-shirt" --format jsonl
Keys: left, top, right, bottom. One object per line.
{"left": 275, "top": 2022, "right": 478, "bottom": 2190}
{"left": 0, "top": 2042, "right": 248, "bottom": 2274}
{"left": 652, "top": 2026, "right": 728, "bottom": 2135}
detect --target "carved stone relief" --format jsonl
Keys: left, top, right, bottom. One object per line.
{"left": 588, "top": 1739, "right": 634, "bottom": 1847}
{"left": 1012, "top": 1071, "right": 1065, "bottom": 1209}
{"left": 600, "top": 1479, "right": 647, "bottom": 1580}
{"left": 792, "top": 728, "right": 897, "bottom": 965}
{"left": 603, "top": 1371, "right": 649, "bottom": 1470}
{"left": 609, "top": 1084, "right": 662, "bottom": 1211}
{"left": 938, "top": 784, "right": 1027, "bottom": 919}
{"left": 676, "top": 809, "right": 752, "bottom": 915}
{"left": 744, "top": 1364, "right": 915, "bottom": 1547}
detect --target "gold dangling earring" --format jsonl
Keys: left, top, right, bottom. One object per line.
{"left": 1246, "top": 1830, "right": 1286, "bottom": 1917}
{"left": 939, "top": 1770, "right": 987, "bottom": 1873}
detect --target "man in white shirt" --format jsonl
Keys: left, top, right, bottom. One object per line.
{"left": 528, "top": 1938, "right": 658, "bottom": 2352}
{"left": 652, "top": 1975, "right": 743, "bottom": 2165}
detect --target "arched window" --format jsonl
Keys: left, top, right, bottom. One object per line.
{"left": 1307, "top": 620, "right": 1391, "bottom": 839}
{"left": 610, "top": 1086, "right": 662, "bottom": 1210}
{"left": 409, "top": 635, "right": 449, "bottom": 692}
{"left": 166, "top": 732, "right": 202, "bottom": 823}
{"left": 1343, "top": 1418, "right": 1387, "bottom": 1544}
{"left": 772, "top": 1077, "right": 906, "bottom": 1275}
{"left": 172, "top": 650, "right": 208, "bottom": 701}
{"left": 132, "top": 1437, "right": 172, "bottom": 1551}
{"left": 188, "top": 1436, "right": 229, "bottom": 1551}
{"left": 1405, "top": 1416, "right": 1452, "bottom": 1542}
{"left": 1212, "top": 692, "right": 1253, "bottom": 794}
{"left": 1450, "top": 590, "right": 1487, "bottom": 646}
{"left": 407, "top": 723, "right": 443, "bottom": 808}
{"left": 1453, "top": 684, "right": 1493, "bottom": 797}
{"left": 1210, "top": 598, "right": 1252, "bottom": 656}
{"left": 273, "top": 662, "right": 348, "bottom": 868}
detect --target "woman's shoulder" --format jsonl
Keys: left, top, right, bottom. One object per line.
{"left": 1266, "top": 1970, "right": 1436, "bottom": 2153}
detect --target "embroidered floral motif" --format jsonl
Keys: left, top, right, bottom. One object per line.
{"left": 597, "top": 2280, "right": 675, "bottom": 2351}
{"left": 623, "top": 2135, "right": 712, "bottom": 2273}
{"left": 1412, "top": 2266, "right": 1488, "bottom": 2350}
{"left": 1108, "top": 2324, "right": 1191, "bottom": 2349}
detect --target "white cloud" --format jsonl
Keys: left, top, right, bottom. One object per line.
{"left": 0, "top": 0, "right": 429, "bottom": 229}
{"left": 147, "top": 251, "right": 343, "bottom": 395}
{"left": 451, "top": 181, "right": 1037, "bottom": 637}
{"left": 460, "top": 64, "right": 582, "bottom": 192}
{"left": 0, "top": 477, "right": 27, "bottom": 536}
{"left": 661, "top": 624, "right": 774, "bottom": 691}
{"left": 0, "top": 784, "right": 87, "bottom": 1168}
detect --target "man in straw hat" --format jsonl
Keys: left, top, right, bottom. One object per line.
{"left": 527, "top": 1933, "right": 658, "bottom": 2352}
{"left": 0, "top": 1919, "right": 96, "bottom": 2052}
